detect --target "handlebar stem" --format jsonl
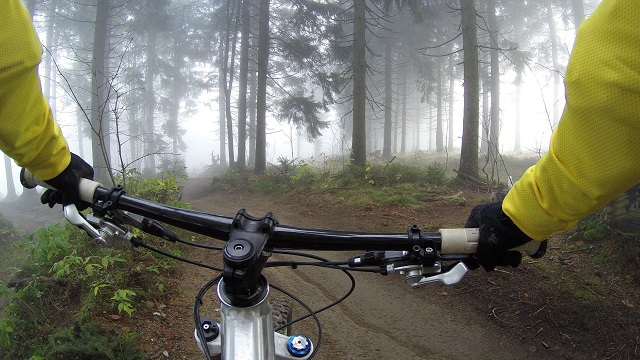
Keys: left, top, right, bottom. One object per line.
{"left": 222, "top": 210, "right": 278, "bottom": 306}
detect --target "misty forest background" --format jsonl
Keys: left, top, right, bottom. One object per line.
{"left": 6, "top": 0, "right": 599, "bottom": 195}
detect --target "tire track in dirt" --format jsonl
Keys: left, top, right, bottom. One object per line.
{"left": 265, "top": 258, "right": 433, "bottom": 359}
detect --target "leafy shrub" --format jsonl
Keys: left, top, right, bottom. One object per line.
{"left": 206, "top": 159, "right": 449, "bottom": 208}
{"left": 290, "top": 163, "right": 321, "bottom": 189}
{"left": 43, "top": 322, "right": 144, "bottom": 360}
{"left": 0, "top": 171, "right": 187, "bottom": 358}
{"left": 0, "top": 213, "right": 20, "bottom": 244}
{"left": 578, "top": 210, "right": 608, "bottom": 241}
{"left": 209, "top": 167, "right": 250, "bottom": 192}
{"left": 425, "top": 162, "right": 447, "bottom": 185}
{"left": 119, "top": 170, "right": 188, "bottom": 208}
{"left": 360, "top": 162, "right": 447, "bottom": 187}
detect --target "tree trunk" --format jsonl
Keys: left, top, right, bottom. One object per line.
{"left": 218, "top": 40, "right": 227, "bottom": 168}
{"left": 572, "top": 0, "right": 585, "bottom": 33}
{"left": 436, "top": 59, "right": 443, "bottom": 152}
{"left": 514, "top": 77, "right": 522, "bottom": 152}
{"left": 50, "top": 29, "right": 58, "bottom": 120}
{"left": 169, "top": 36, "right": 185, "bottom": 162}
{"left": 76, "top": 107, "right": 84, "bottom": 158}
{"left": 382, "top": 39, "right": 392, "bottom": 159}
{"left": 128, "top": 101, "right": 140, "bottom": 170}
{"left": 447, "top": 56, "right": 455, "bottom": 152}
{"left": 223, "top": 0, "right": 239, "bottom": 168}
{"left": 43, "top": 3, "right": 55, "bottom": 104}
{"left": 90, "top": 0, "right": 111, "bottom": 183}
{"left": 351, "top": 0, "right": 367, "bottom": 167}
{"left": 4, "top": 155, "right": 16, "bottom": 199}
{"left": 237, "top": 0, "right": 251, "bottom": 168}
{"left": 143, "top": 30, "right": 157, "bottom": 178}
{"left": 547, "top": 1, "right": 561, "bottom": 127}
{"left": 457, "top": 0, "right": 480, "bottom": 181}
{"left": 400, "top": 69, "right": 407, "bottom": 154}
{"left": 255, "top": 0, "right": 270, "bottom": 173}
{"left": 487, "top": 0, "right": 500, "bottom": 178}
{"left": 427, "top": 91, "right": 432, "bottom": 150}
{"left": 415, "top": 90, "right": 421, "bottom": 151}
{"left": 248, "top": 45, "right": 257, "bottom": 168}
{"left": 393, "top": 97, "right": 398, "bottom": 154}
{"left": 25, "top": 0, "right": 36, "bottom": 16}
{"left": 480, "top": 61, "right": 489, "bottom": 155}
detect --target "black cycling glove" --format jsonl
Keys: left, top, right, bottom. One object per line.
{"left": 464, "top": 201, "right": 533, "bottom": 271}
{"left": 41, "top": 153, "right": 94, "bottom": 210}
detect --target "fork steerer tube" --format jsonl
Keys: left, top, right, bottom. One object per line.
{"left": 93, "top": 187, "right": 445, "bottom": 252}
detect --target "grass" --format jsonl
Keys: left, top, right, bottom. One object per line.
{"left": 332, "top": 183, "right": 438, "bottom": 208}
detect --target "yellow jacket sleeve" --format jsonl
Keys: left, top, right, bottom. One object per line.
{"left": 503, "top": 0, "right": 640, "bottom": 241}
{"left": 0, "top": 0, "right": 70, "bottom": 181}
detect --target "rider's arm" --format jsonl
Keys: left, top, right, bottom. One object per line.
{"left": 503, "top": 0, "right": 640, "bottom": 241}
{"left": 0, "top": 0, "right": 71, "bottom": 181}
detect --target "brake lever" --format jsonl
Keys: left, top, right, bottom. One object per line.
{"left": 404, "top": 262, "right": 468, "bottom": 286}
{"left": 63, "top": 204, "right": 113, "bottom": 247}
{"left": 386, "top": 261, "right": 468, "bottom": 286}
{"left": 87, "top": 213, "right": 134, "bottom": 245}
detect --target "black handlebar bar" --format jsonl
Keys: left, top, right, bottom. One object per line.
{"left": 20, "top": 168, "right": 546, "bottom": 256}
{"left": 93, "top": 185, "right": 444, "bottom": 251}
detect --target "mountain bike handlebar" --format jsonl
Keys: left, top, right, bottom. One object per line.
{"left": 21, "top": 168, "right": 547, "bottom": 359}
{"left": 20, "top": 168, "right": 545, "bottom": 256}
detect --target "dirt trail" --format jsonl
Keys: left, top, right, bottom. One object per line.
{"left": 1, "top": 178, "right": 636, "bottom": 359}
{"left": 173, "top": 177, "right": 546, "bottom": 360}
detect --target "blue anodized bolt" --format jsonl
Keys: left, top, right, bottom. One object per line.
{"left": 287, "top": 334, "right": 311, "bottom": 357}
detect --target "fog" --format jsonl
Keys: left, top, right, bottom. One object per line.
{"left": 0, "top": 0, "right": 601, "bottom": 196}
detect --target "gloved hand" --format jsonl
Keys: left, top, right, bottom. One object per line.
{"left": 464, "top": 201, "right": 533, "bottom": 271}
{"left": 41, "top": 153, "right": 94, "bottom": 210}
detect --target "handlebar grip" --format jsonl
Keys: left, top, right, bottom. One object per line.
{"left": 20, "top": 168, "right": 102, "bottom": 204}
{"left": 439, "top": 228, "right": 546, "bottom": 257}
{"left": 19, "top": 167, "right": 43, "bottom": 189}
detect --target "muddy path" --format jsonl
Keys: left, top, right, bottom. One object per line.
{"left": 170, "top": 177, "right": 546, "bottom": 360}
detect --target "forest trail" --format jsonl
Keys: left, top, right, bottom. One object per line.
{"left": 168, "top": 177, "right": 546, "bottom": 360}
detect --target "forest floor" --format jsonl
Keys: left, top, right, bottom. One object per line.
{"left": 1, "top": 176, "right": 639, "bottom": 359}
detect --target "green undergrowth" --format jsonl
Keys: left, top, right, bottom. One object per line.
{"left": 532, "top": 214, "right": 640, "bottom": 309}
{"left": 0, "top": 172, "right": 188, "bottom": 359}
{"left": 210, "top": 157, "right": 450, "bottom": 208}
{"left": 0, "top": 213, "right": 22, "bottom": 278}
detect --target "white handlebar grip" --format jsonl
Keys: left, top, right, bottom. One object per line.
{"left": 439, "top": 228, "right": 479, "bottom": 254}
{"left": 78, "top": 178, "right": 101, "bottom": 203}
{"left": 20, "top": 168, "right": 102, "bottom": 203}
{"left": 20, "top": 168, "right": 41, "bottom": 189}
{"left": 439, "top": 228, "right": 544, "bottom": 256}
